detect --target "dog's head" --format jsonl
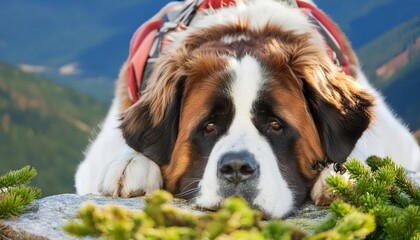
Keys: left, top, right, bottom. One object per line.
{"left": 121, "top": 2, "right": 374, "bottom": 218}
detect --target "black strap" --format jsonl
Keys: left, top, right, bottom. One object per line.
{"left": 312, "top": 158, "right": 347, "bottom": 175}
{"left": 174, "top": 0, "right": 205, "bottom": 26}
{"left": 307, "top": 13, "right": 344, "bottom": 67}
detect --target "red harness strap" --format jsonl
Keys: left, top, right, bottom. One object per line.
{"left": 296, "top": 1, "right": 350, "bottom": 75}
{"left": 198, "top": 0, "right": 236, "bottom": 11}
{"left": 127, "top": 19, "right": 163, "bottom": 102}
{"left": 127, "top": 0, "right": 349, "bottom": 102}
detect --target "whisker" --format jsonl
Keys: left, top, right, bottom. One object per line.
{"left": 177, "top": 187, "right": 199, "bottom": 196}
{"left": 175, "top": 188, "right": 199, "bottom": 198}
{"left": 178, "top": 186, "right": 199, "bottom": 197}
{"left": 179, "top": 179, "right": 201, "bottom": 193}
{"left": 184, "top": 177, "right": 202, "bottom": 181}
{"left": 188, "top": 196, "right": 198, "bottom": 204}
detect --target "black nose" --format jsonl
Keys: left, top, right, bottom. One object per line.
{"left": 218, "top": 151, "right": 259, "bottom": 184}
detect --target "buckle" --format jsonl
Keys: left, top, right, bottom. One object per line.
{"left": 312, "top": 158, "right": 347, "bottom": 175}
{"left": 174, "top": 0, "right": 205, "bottom": 26}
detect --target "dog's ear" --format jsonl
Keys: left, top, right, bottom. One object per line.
{"left": 120, "top": 50, "right": 187, "bottom": 166}
{"left": 291, "top": 47, "right": 374, "bottom": 164}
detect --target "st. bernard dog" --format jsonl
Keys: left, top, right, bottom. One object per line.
{"left": 75, "top": 0, "right": 420, "bottom": 218}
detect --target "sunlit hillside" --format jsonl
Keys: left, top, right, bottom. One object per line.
{"left": 0, "top": 63, "right": 106, "bottom": 196}
{"left": 357, "top": 17, "right": 420, "bottom": 130}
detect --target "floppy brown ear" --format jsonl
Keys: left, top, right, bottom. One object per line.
{"left": 292, "top": 49, "right": 374, "bottom": 164}
{"left": 120, "top": 51, "right": 187, "bottom": 166}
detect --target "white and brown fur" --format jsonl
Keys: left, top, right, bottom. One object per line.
{"left": 75, "top": 0, "right": 420, "bottom": 218}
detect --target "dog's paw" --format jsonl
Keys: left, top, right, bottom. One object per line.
{"left": 311, "top": 166, "right": 348, "bottom": 206}
{"left": 98, "top": 152, "right": 162, "bottom": 198}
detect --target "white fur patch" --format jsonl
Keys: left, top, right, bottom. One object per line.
{"left": 75, "top": 99, "right": 163, "bottom": 197}
{"left": 196, "top": 56, "right": 294, "bottom": 218}
{"left": 75, "top": 99, "right": 126, "bottom": 195}
{"left": 221, "top": 34, "right": 251, "bottom": 44}
{"left": 98, "top": 146, "right": 162, "bottom": 197}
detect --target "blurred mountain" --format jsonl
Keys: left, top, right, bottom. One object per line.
{"left": 357, "top": 17, "right": 420, "bottom": 130}
{"left": 0, "top": 63, "right": 106, "bottom": 196}
{"left": 316, "top": 0, "right": 419, "bottom": 48}
{"left": 0, "top": 0, "right": 170, "bottom": 102}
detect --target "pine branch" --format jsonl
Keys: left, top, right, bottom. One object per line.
{"left": 324, "top": 156, "right": 420, "bottom": 240}
{"left": 365, "top": 155, "right": 389, "bottom": 171}
{"left": 310, "top": 210, "right": 375, "bottom": 240}
{"left": 368, "top": 156, "right": 420, "bottom": 205}
{"left": 0, "top": 166, "right": 41, "bottom": 219}
{"left": 0, "top": 186, "right": 41, "bottom": 219}
{"left": 0, "top": 166, "right": 37, "bottom": 189}
{"left": 345, "top": 158, "right": 371, "bottom": 180}
{"left": 325, "top": 173, "right": 352, "bottom": 201}
{"left": 384, "top": 205, "right": 420, "bottom": 239}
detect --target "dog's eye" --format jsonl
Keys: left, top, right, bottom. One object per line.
{"left": 204, "top": 123, "right": 217, "bottom": 133}
{"left": 268, "top": 121, "right": 282, "bottom": 131}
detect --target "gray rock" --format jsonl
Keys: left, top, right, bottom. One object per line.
{"left": 0, "top": 194, "right": 327, "bottom": 239}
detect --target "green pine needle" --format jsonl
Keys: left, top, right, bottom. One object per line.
{"left": 0, "top": 166, "right": 41, "bottom": 219}
{"left": 384, "top": 205, "right": 420, "bottom": 239}
{"left": 0, "top": 166, "right": 37, "bottom": 189}
{"left": 323, "top": 156, "right": 420, "bottom": 240}
{"left": 344, "top": 158, "right": 371, "bottom": 180}
{"left": 325, "top": 174, "right": 352, "bottom": 201}
{"left": 0, "top": 185, "right": 41, "bottom": 219}
{"left": 310, "top": 211, "right": 375, "bottom": 240}
{"left": 365, "top": 155, "right": 388, "bottom": 171}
